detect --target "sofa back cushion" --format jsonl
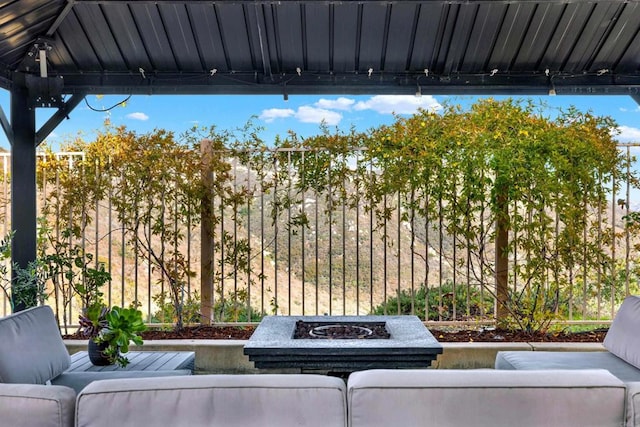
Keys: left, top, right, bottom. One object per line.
{"left": 0, "top": 306, "right": 70, "bottom": 384}
{"left": 348, "top": 369, "right": 625, "bottom": 427}
{"left": 77, "top": 374, "right": 347, "bottom": 427}
{"left": 604, "top": 295, "right": 640, "bottom": 370}
{"left": 0, "top": 383, "right": 75, "bottom": 427}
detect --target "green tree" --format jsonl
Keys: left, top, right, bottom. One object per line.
{"left": 100, "top": 125, "right": 203, "bottom": 330}
{"left": 358, "top": 99, "right": 625, "bottom": 331}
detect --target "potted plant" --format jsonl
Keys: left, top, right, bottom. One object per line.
{"left": 79, "top": 303, "right": 147, "bottom": 367}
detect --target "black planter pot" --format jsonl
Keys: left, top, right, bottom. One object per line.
{"left": 88, "top": 339, "right": 112, "bottom": 366}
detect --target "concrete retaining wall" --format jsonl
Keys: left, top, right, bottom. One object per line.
{"left": 65, "top": 340, "right": 606, "bottom": 373}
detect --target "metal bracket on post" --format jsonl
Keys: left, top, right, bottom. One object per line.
{"left": 20, "top": 39, "right": 65, "bottom": 108}
{"left": 36, "top": 93, "right": 85, "bottom": 146}
{"left": 26, "top": 74, "right": 64, "bottom": 108}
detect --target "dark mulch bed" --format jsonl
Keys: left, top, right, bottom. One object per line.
{"left": 63, "top": 325, "right": 608, "bottom": 343}
{"left": 430, "top": 328, "right": 607, "bottom": 343}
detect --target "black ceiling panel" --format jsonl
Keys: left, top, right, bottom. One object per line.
{"left": 460, "top": 3, "right": 506, "bottom": 73}
{"left": 383, "top": 3, "right": 418, "bottom": 73}
{"left": 409, "top": 3, "right": 446, "bottom": 73}
{"left": 74, "top": 4, "right": 127, "bottom": 71}
{"left": 215, "top": 3, "right": 254, "bottom": 71}
{"left": 158, "top": 3, "right": 202, "bottom": 71}
{"left": 565, "top": 2, "right": 621, "bottom": 73}
{"left": 57, "top": 9, "right": 101, "bottom": 71}
{"left": 540, "top": 2, "right": 592, "bottom": 72}
{"left": 356, "top": 3, "right": 388, "bottom": 73}
{"left": 591, "top": 2, "right": 640, "bottom": 72}
{"left": 331, "top": 2, "right": 359, "bottom": 73}
{"left": 100, "top": 4, "right": 153, "bottom": 71}
{"left": 1, "top": 0, "right": 639, "bottom": 96}
{"left": 129, "top": 3, "right": 177, "bottom": 71}
{"left": 488, "top": 2, "right": 537, "bottom": 71}
{"left": 274, "top": 3, "right": 304, "bottom": 72}
{"left": 304, "top": 3, "right": 330, "bottom": 72}
{"left": 512, "top": 2, "right": 565, "bottom": 71}
{"left": 188, "top": 3, "right": 229, "bottom": 72}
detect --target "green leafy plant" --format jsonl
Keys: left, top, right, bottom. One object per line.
{"left": 78, "top": 303, "right": 109, "bottom": 338}
{"left": 499, "top": 282, "right": 564, "bottom": 334}
{"left": 214, "top": 287, "right": 264, "bottom": 322}
{"left": 152, "top": 291, "right": 202, "bottom": 325}
{"left": 79, "top": 305, "right": 146, "bottom": 367}
{"left": 0, "top": 232, "right": 49, "bottom": 312}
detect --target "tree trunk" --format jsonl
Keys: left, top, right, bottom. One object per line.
{"left": 495, "top": 189, "right": 509, "bottom": 323}
{"left": 200, "top": 139, "right": 215, "bottom": 324}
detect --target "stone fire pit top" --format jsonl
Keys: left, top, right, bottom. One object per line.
{"left": 244, "top": 315, "right": 442, "bottom": 353}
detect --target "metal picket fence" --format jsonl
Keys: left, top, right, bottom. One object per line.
{"left": 0, "top": 145, "right": 638, "bottom": 328}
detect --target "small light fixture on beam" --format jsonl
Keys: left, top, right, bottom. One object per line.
{"left": 548, "top": 71, "right": 556, "bottom": 96}
{"left": 34, "top": 42, "right": 52, "bottom": 78}
{"left": 296, "top": 67, "right": 301, "bottom": 76}
{"left": 38, "top": 48, "right": 48, "bottom": 78}
{"left": 415, "top": 85, "right": 422, "bottom": 97}
{"left": 368, "top": 68, "right": 373, "bottom": 78}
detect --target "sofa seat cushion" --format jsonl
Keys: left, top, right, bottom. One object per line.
{"left": 76, "top": 374, "right": 347, "bottom": 427}
{"left": 347, "top": 369, "right": 625, "bottom": 427}
{"left": 51, "top": 369, "right": 192, "bottom": 394}
{"left": 495, "top": 350, "right": 640, "bottom": 382}
{"left": 0, "top": 306, "right": 70, "bottom": 384}
{"left": 0, "top": 383, "right": 75, "bottom": 427}
{"left": 604, "top": 295, "right": 640, "bottom": 370}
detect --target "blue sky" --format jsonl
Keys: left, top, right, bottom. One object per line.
{"left": 1, "top": 90, "right": 640, "bottom": 151}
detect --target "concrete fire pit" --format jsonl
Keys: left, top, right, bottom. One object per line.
{"left": 243, "top": 315, "right": 443, "bottom": 374}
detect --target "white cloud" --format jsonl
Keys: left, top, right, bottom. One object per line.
{"left": 620, "top": 106, "right": 640, "bottom": 113}
{"left": 294, "top": 106, "right": 342, "bottom": 126}
{"left": 259, "top": 106, "right": 343, "bottom": 126}
{"left": 354, "top": 95, "right": 442, "bottom": 115}
{"left": 314, "top": 97, "right": 355, "bottom": 111}
{"left": 615, "top": 125, "right": 640, "bottom": 143}
{"left": 126, "top": 112, "right": 149, "bottom": 121}
{"left": 259, "top": 108, "right": 295, "bottom": 123}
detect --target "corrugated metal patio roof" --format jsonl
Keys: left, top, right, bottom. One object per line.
{"left": 2, "top": 0, "right": 640, "bottom": 96}
{"left": 2, "top": 0, "right": 640, "bottom": 306}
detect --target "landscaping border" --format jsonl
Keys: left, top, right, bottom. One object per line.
{"left": 65, "top": 340, "right": 606, "bottom": 373}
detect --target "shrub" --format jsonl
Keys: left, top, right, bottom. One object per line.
{"left": 372, "top": 281, "right": 492, "bottom": 321}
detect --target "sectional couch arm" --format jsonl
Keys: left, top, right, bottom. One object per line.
{"left": 0, "top": 383, "right": 75, "bottom": 427}
{"left": 628, "top": 381, "right": 640, "bottom": 427}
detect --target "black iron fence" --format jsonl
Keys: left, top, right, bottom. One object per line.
{"left": 0, "top": 145, "right": 638, "bottom": 328}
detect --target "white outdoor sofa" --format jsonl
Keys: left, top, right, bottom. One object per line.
{"left": 1, "top": 304, "right": 639, "bottom": 426}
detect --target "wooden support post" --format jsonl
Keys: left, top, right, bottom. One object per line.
{"left": 200, "top": 139, "right": 215, "bottom": 324}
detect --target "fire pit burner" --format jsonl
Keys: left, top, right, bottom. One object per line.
{"left": 310, "top": 325, "right": 372, "bottom": 338}
{"left": 294, "top": 320, "right": 390, "bottom": 339}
